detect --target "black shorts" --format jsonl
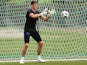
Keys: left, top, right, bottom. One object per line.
{"left": 24, "top": 30, "right": 42, "bottom": 43}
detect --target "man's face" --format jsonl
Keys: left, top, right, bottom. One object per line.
{"left": 32, "top": 3, "right": 38, "bottom": 10}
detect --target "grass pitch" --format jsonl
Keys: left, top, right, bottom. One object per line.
{"left": 0, "top": 61, "right": 87, "bottom": 65}
{"left": 0, "top": 28, "right": 87, "bottom": 65}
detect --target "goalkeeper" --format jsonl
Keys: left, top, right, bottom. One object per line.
{"left": 19, "top": 1, "right": 54, "bottom": 63}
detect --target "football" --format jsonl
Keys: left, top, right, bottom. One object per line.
{"left": 61, "top": 11, "right": 69, "bottom": 18}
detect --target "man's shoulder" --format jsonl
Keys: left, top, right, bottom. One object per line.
{"left": 27, "top": 9, "right": 32, "bottom": 12}
{"left": 27, "top": 9, "right": 40, "bottom": 14}
{"left": 36, "top": 10, "right": 40, "bottom": 14}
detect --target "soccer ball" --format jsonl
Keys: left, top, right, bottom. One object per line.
{"left": 61, "top": 11, "right": 69, "bottom": 18}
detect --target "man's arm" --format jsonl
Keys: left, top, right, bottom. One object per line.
{"left": 40, "top": 15, "right": 50, "bottom": 21}
{"left": 29, "top": 13, "right": 41, "bottom": 19}
{"left": 29, "top": 13, "right": 50, "bottom": 21}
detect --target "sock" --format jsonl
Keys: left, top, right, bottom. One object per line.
{"left": 38, "top": 55, "right": 41, "bottom": 59}
{"left": 21, "top": 57, "right": 24, "bottom": 59}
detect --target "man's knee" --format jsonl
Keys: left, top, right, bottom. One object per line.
{"left": 38, "top": 41, "right": 44, "bottom": 46}
{"left": 24, "top": 43, "right": 29, "bottom": 49}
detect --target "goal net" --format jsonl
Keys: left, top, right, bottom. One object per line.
{"left": 0, "top": 0, "right": 87, "bottom": 62}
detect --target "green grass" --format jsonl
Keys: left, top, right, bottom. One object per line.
{"left": 0, "top": 28, "right": 87, "bottom": 63}
{"left": 0, "top": 61, "right": 87, "bottom": 65}
{"left": 0, "top": 30, "right": 87, "bottom": 59}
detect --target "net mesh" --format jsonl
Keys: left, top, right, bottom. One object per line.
{"left": 0, "top": 0, "right": 87, "bottom": 61}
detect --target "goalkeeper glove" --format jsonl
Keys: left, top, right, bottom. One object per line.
{"left": 40, "top": 8, "right": 48, "bottom": 15}
{"left": 48, "top": 9, "right": 56, "bottom": 16}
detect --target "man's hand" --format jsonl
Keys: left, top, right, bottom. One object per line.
{"left": 40, "top": 8, "right": 48, "bottom": 15}
{"left": 47, "top": 9, "right": 56, "bottom": 16}
{"left": 40, "top": 8, "right": 56, "bottom": 21}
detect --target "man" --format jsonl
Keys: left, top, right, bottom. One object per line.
{"left": 20, "top": 1, "right": 50, "bottom": 64}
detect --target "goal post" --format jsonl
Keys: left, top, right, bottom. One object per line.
{"left": 0, "top": 0, "right": 87, "bottom": 62}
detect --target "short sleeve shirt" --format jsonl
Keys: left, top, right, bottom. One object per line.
{"left": 25, "top": 9, "right": 40, "bottom": 31}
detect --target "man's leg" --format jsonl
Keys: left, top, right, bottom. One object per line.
{"left": 22, "top": 43, "right": 29, "bottom": 57}
{"left": 20, "top": 43, "right": 29, "bottom": 64}
{"left": 37, "top": 41, "right": 46, "bottom": 62}
{"left": 20, "top": 31, "right": 30, "bottom": 64}
{"left": 31, "top": 31, "right": 46, "bottom": 62}
{"left": 37, "top": 41, "right": 43, "bottom": 55}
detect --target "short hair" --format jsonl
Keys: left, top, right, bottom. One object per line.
{"left": 31, "top": 1, "right": 38, "bottom": 5}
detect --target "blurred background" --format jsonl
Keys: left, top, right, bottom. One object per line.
{"left": 0, "top": 0, "right": 87, "bottom": 61}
